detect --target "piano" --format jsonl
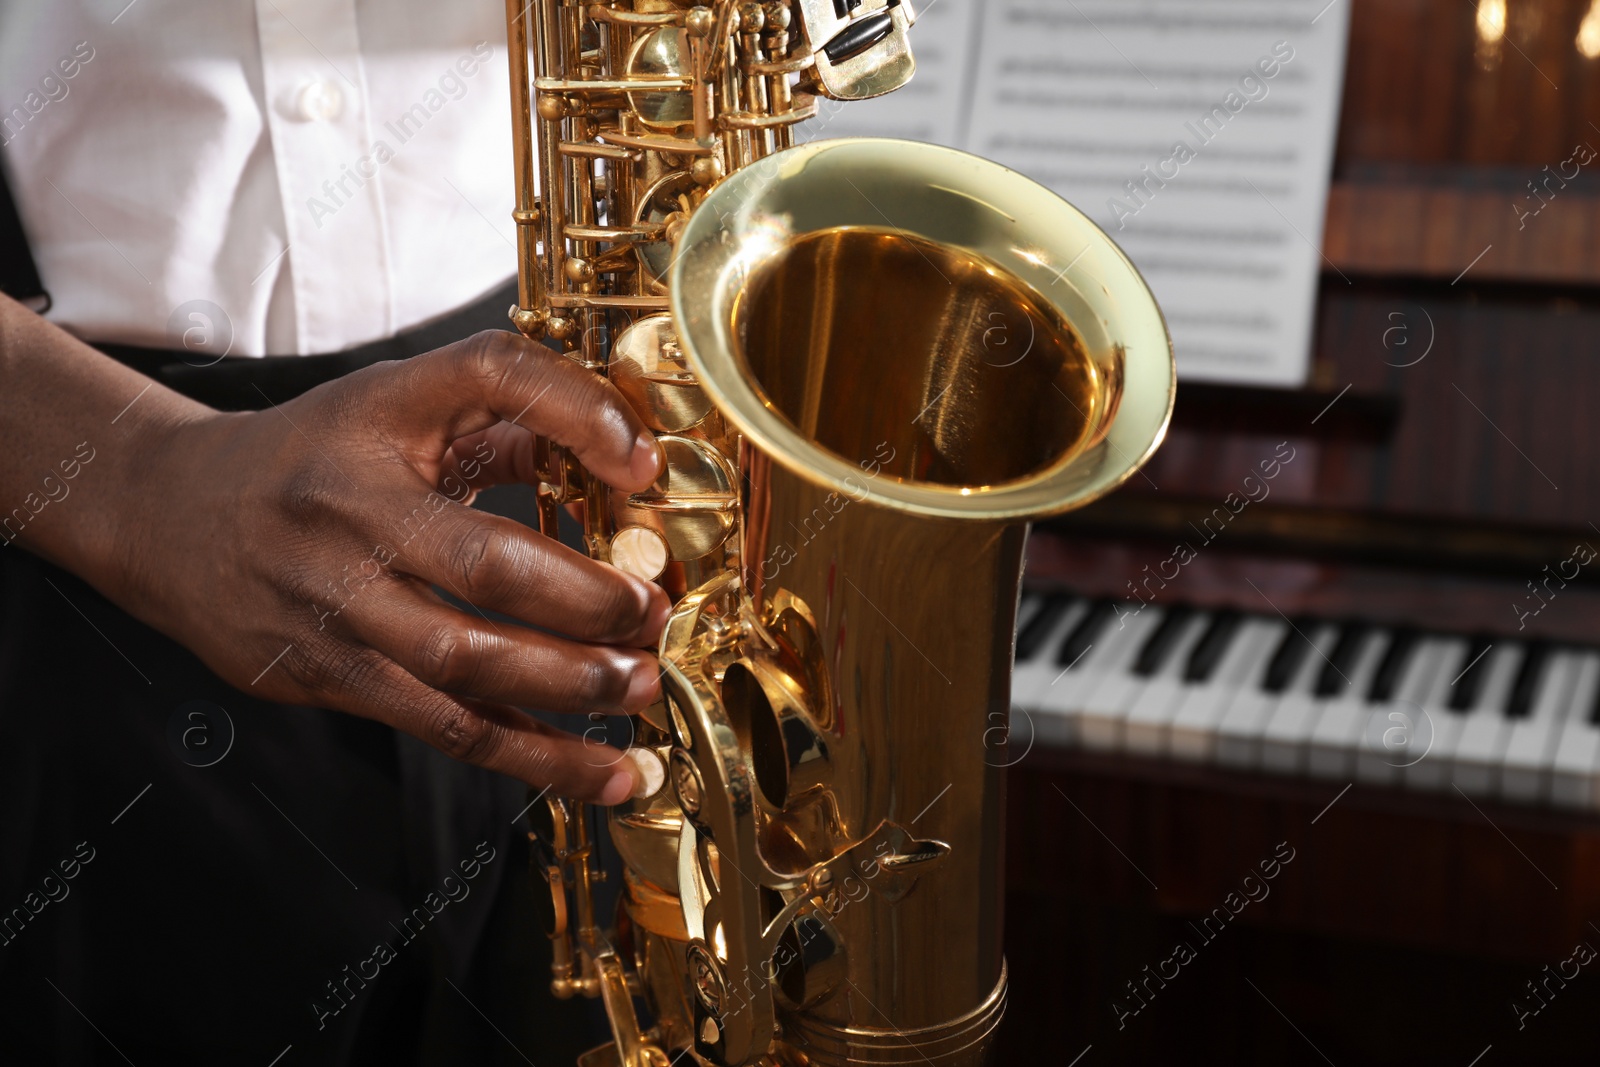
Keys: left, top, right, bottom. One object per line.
{"left": 998, "top": 2, "right": 1600, "bottom": 1063}
{"left": 1011, "top": 592, "right": 1600, "bottom": 809}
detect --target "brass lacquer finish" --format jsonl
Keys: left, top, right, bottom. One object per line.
{"left": 500, "top": 3, "right": 1173, "bottom": 1064}
{"left": 672, "top": 137, "right": 1175, "bottom": 523}
{"left": 735, "top": 449, "right": 1025, "bottom": 1050}
{"left": 736, "top": 227, "right": 1104, "bottom": 489}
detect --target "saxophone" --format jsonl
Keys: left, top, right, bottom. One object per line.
{"left": 502, "top": 2, "right": 1174, "bottom": 1064}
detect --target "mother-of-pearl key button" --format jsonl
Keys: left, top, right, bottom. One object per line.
{"left": 296, "top": 79, "right": 345, "bottom": 122}
{"left": 611, "top": 525, "right": 670, "bottom": 582}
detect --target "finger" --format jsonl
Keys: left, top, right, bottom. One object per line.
{"left": 311, "top": 644, "right": 646, "bottom": 803}
{"left": 379, "top": 487, "right": 669, "bottom": 645}
{"left": 441, "top": 427, "right": 588, "bottom": 532}
{"left": 440, "top": 422, "right": 540, "bottom": 492}
{"left": 366, "top": 330, "right": 664, "bottom": 493}
{"left": 341, "top": 578, "right": 663, "bottom": 714}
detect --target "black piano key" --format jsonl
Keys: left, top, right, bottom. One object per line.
{"left": 1183, "top": 609, "right": 1243, "bottom": 684}
{"left": 1261, "top": 619, "right": 1318, "bottom": 694}
{"left": 1504, "top": 642, "right": 1551, "bottom": 719}
{"left": 1365, "top": 628, "right": 1419, "bottom": 703}
{"left": 1132, "top": 604, "right": 1196, "bottom": 677}
{"left": 1015, "top": 593, "right": 1073, "bottom": 662}
{"left": 1446, "top": 635, "right": 1497, "bottom": 712}
{"left": 1314, "top": 622, "right": 1369, "bottom": 698}
{"left": 1055, "top": 598, "right": 1119, "bottom": 669}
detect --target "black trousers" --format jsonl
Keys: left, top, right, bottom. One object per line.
{"left": 0, "top": 283, "right": 609, "bottom": 1065}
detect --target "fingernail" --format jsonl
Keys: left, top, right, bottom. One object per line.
{"left": 630, "top": 431, "right": 664, "bottom": 487}
{"left": 598, "top": 767, "right": 636, "bottom": 807}
{"left": 624, "top": 747, "right": 666, "bottom": 800}
{"left": 626, "top": 660, "right": 662, "bottom": 709}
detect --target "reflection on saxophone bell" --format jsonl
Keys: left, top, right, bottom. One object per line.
{"left": 502, "top": 1, "right": 1175, "bottom": 1064}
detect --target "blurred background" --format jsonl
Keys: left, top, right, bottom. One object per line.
{"left": 977, "top": 1, "right": 1600, "bottom": 1063}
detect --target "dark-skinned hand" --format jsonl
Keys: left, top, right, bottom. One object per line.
{"left": 93, "top": 330, "right": 669, "bottom": 804}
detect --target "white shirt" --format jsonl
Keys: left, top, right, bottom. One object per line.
{"left": 0, "top": 0, "right": 517, "bottom": 357}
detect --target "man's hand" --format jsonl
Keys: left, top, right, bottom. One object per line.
{"left": 5, "top": 313, "right": 670, "bottom": 805}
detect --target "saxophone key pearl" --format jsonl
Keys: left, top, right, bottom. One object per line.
{"left": 611, "top": 525, "right": 670, "bottom": 582}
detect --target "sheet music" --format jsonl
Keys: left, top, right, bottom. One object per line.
{"left": 807, "top": 0, "right": 1352, "bottom": 387}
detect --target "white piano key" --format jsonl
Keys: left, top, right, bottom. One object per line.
{"left": 1262, "top": 627, "right": 1385, "bottom": 776}
{"left": 1357, "top": 637, "right": 1456, "bottom": 787}
{"left": 1550, "top": 653, "right": 1600, "bottom": 810}
{"left": 1120, "top": 675, "right": 1187, "bottom": 756}
{"left": 1393, "top": 638, "right": 1472, "bottom": 791}
{"left": 1215, "top": 692, "right": 1274, "bottom": 770}
{"left": 1078, "top": 611, "right": 1206, "bottom": 752}
{"left": 1010, "top": 599, "right": 1089, "bottom": 709}
{"left": 1124, "top": 613, "right": 1225, "bottom": 756}
{"left": 1166, "top": 618, "right": 1286, "bottom": 763}
{"left": 1288, "top": 628, "right": 1388, "bottom": 779}
{"left": 1499, "top": 651, "right": 1582, "bottom": 803}
{"left": 1216, "top": 623, "right": 1333, "bottom": 771}
{"left": 1031, "top": 604, "right": 1164, "bottom": 748}
{"left": 1449, "top": 645, "right": 1525, "bottom": 796}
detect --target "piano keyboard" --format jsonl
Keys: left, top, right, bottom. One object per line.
{"left": 1011, "top": 592, "right": 1600, "bottom": 811}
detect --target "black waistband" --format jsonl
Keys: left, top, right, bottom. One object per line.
{"left": 94, "top": 278, "right": 520, "bottom": 411}
{"left": 0, "top": 155, "right": 50, "bottom": 313}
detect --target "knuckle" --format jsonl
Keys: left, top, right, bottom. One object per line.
{"left": 469, "top": 331, "right": 638, "bottom": 465}
{"left": 316, "top": 375, "right": 376, "bottom": 434}
{"left": 267, "top": 546, "right": 323, "bottom": 608}
{"left": 463, "top": 327, "right": 511, "bottom": 370}
{"left": 517, "top": 541, "right": 557, "bottom": 598}
{"left": 560, "top": 374, "right": 628, "bottom": 446}
{"left": 449, "top": 522, "right": 511, "bottom": 596}
{"left": 567, "top": 651, "right": 633, "bottom": 712}
{"left": 589, "top": 578, "right": 648, "bottom": 643}
{"left": 276, "top": 644, "right": 324, "bottom": 692}
{"left": 277, "top": 461, "right": 344, "bottom": 532}
{"left": 414, "top": 624, "right": 479, "bottom": 692}
{"left": 332, "top": 647, "right": 391, "bottom": 697}
{"left": 427, "top": 703, "right": 502, "bottom": 766}
{"left": 468, "top": 329, "right": 542, "bottom": 397}
{"left": 287, "top": 641, "right": 386, "bottom": 699}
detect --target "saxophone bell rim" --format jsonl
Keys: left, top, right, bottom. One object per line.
{"left": 669, "top": 136, "right": 1176, "bottom": 524}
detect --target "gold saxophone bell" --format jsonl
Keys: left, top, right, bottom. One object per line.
{"left": 672, "top": 137, "right": 1174, "bottom": 525}
{"left": 502, "top": 3, "right": 1173, "bottom": 1064}
{"left": 599, "top": 138, "right": 1172, "bottom": 1067}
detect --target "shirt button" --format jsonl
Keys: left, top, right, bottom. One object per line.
{"left": 295, "top": 79, "right": 345, "bottom": 122}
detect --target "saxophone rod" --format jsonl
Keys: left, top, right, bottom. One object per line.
{"left": 503, "top": 0, "right": 542, "bottom": 317}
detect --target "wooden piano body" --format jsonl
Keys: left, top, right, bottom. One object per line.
{"left": 999, "top": 2, "right": 1600, "bottom": 1062}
